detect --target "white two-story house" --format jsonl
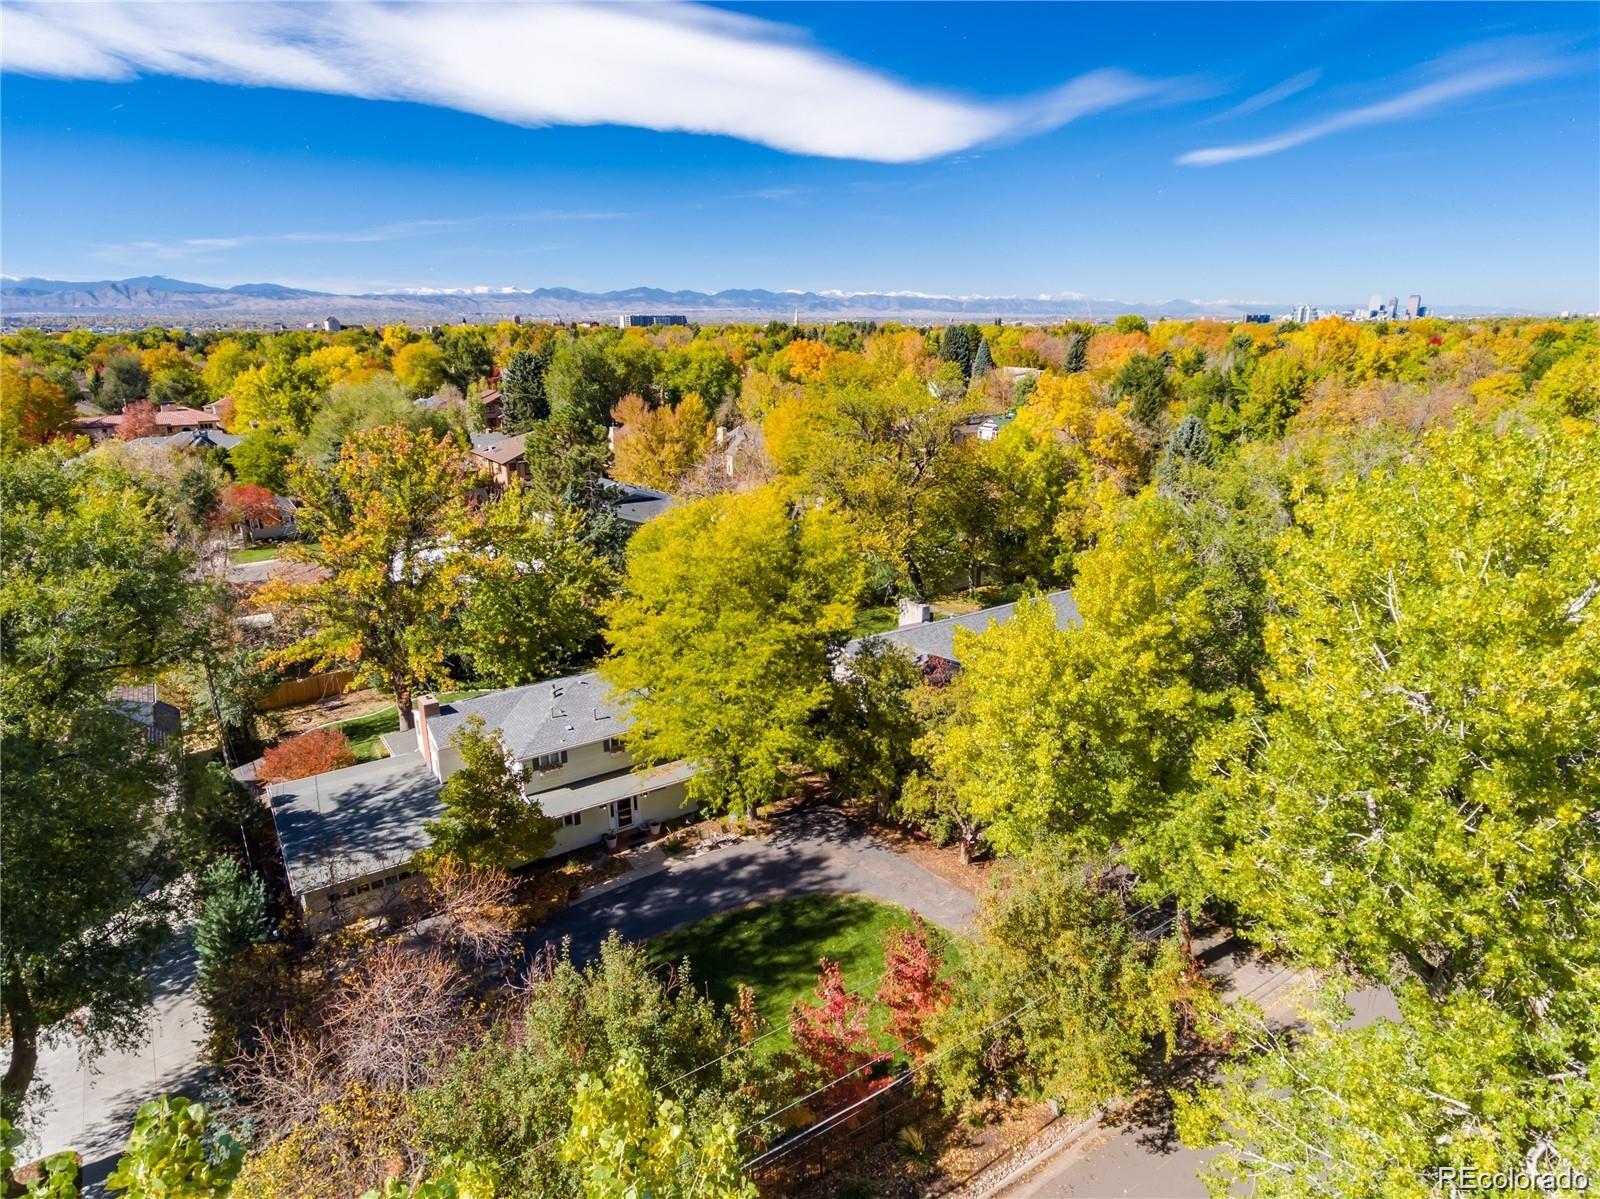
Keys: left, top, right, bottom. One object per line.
{"left": 267, "top": 591, "right": 1079, "bottom": 931}
{"left": 413, "top": 672, "right": 698, "bottom": 856}
{"left": 268, "top": 669, "right": 697, "bottom": 930}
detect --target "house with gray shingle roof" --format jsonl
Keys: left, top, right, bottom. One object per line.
{"left": 269, "top": 590, "right": 1077, "bottom": 930}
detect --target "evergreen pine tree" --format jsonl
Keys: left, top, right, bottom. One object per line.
{"left": 193, "top": 858, "right": 268, "bottom": 983}
{"left": 1162, "top": 413, "right": 1214, "bottom": 470}
{"left": 940, "top": 326, "right": 971, "bottom": 378}
{"left": 1064, "top": 334, "right": 1089, "bottom": 374}
{"left": 500, "top": 347, "right": 551, "bottom": 433}
{"left": 971, "top": 336, "right": 994, "bottom": 379}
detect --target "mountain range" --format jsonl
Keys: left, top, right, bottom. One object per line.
{"left": 1, "top": 275, "right": 1293, "bottom": 324}
{"left": 0, "top": 276, "right": 1514, "bottom": 324}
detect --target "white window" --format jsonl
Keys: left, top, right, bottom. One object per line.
{"left": 561, "top": 812, "right": 582, "bottom": 828}
{"left": 533, "top": 750, "right": 568, "bottom": 771}
{"left": 602, "top": 737, "right": 625, "bottom": 754}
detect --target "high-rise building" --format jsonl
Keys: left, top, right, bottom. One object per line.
{"left": 1404, "top": 294, "right": 1423, "bottom": 319}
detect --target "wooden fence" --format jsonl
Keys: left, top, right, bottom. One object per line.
{"left": 257, "top": 670, "right": 356, "bottom": 711}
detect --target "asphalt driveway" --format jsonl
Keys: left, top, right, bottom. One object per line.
{"left": 527, "top": 803, "right": 979, "bottom": 963}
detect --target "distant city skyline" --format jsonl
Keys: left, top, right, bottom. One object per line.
{"left": 2, "top": 2, "right": 1596, "bottom": 311}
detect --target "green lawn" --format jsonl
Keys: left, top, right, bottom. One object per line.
{"left": 321, "top": 689, "right": 496, "bottom": 762}
{"left": 851, "top": 605, "right": 898, "bottom": 638}
{"left": 649, "top": 895, "right": 953, "bottom": 1052}
{"left": 229, "top": 544, "right": 282, "bottom": 564}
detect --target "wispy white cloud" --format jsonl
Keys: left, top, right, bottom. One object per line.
{"left": 1179, "top": 41, "right": 1571, "bottom": 166}
{"left": 1205, "top": 69, "right": 1322, "bottom": 123}
{"left": 735, "top": 186, "right": 813, "bottom": 202}
{"left": 90, "top": 212, "right": 624, "bottom": 263}
{"left": 0, "top": 1, "right": 1174, "bottom": 164}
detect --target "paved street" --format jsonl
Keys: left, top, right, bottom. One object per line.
{"left": 995, "top": 951, "right": 1400, "bottom": 1199}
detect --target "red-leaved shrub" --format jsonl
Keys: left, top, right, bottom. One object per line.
{"left": 260, "top": 727, "right": 356, "bottom": 782}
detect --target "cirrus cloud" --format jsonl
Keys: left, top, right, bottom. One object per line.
{"left": 1179, "top": 40, "right": 1575, "bottom": 167}
{"left": 0, "top": 0, "right": 1173, "bottom": 163}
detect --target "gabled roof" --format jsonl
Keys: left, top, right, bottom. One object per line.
{"left": 470, "top": 433, "right": 527, "bottom": 467}
{"left": 846, "top": 589, "right": 1080, "bottom": 665}
{"left": 429, "top": 670, "right": 626, "bottom": 761}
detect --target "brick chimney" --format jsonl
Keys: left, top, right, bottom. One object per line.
{"left": 414, "top": 695, "right": 441, "bottom": 771}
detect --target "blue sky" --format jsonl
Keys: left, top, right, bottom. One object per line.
{"left": 2, "top": 2, "right": 1596, "bottom": 310}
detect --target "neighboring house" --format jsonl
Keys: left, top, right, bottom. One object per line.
{"left": 843, "top": 590, "right": 1080, "bottom": 674}
{"left": 477, "top": 388, "right": 504, "bottom": 431}
{"left": 233, "top": 495, "right": 299, "bottom": 543}
{"left": 611, "top": 481, "right": 675, "bottom": 526}
{"left": 74, "top": 404, "right": 222, "bottom": 443}
{"left": 954, "top": 411, "right": 1017, "bottom": 444}
{"left": 269, "top": 670, "right": 698, "bottom": 929}
{"left": 110, "top": 683, "right": 182, "bottom": 747}
{"left": 469, "top": 432, "right": 529, "bottom": 494}
{"left": 468, "top": 432, "right": 675, "bottom": 525}
{"left": 123, "top": 428, "right": 243, "bottom": 454}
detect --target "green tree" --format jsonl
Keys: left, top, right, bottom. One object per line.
{"left": 823, "top": 639, "right": 924, "bottom": 813}
{"left": 658, "top": 341, "right": 740, "bottom": 409}
{"left": 1112, "top": 352, "right": 1172, "bottom": 427}
{"left": 498, "top": 348, "right": 550, "bottom": 432}
{"left": 413, "top": 936, "right": 780, "bottom": 1196}
{"left": 969, "top": 335, "right": 994, "bottom": 380}
{"left": 1160, "top": 413, "right": 1213, "bottom": 474}
{"left": 1237, "top": 352, "right": 1306, "bottom": 440}
{"left": 228, "top": 343, "right": 326, "bottom": 436}
{"left": 149, "top": 367, "right": 208, "bottom": 409}
{"left": 926, "top": 572, "right": 1223, "bottom": 861}
{"left": 939, "top": 325, "right": 974, "bottom": 379}
{"left": 520, "top": 415, "right": 632, "bottom": 566}
{"left": 559, "top": 1051, "right": 756, "bottom": 1199}
{"left": 1191, "top": 419, "right": 1600, "bottom": 1009}
{"left": 1176, "top": 984, "right": 1598, "bottom": 1199}
{"left": 229, "top": 428, "right": 294, "bottom": 493}
{"left": 1, "top": 451, "right": 198, "bottom": 1121}
{"left": 930, "top": 851, "right": 1208, "bottom": 1115}
{"left": 101, "top": 351, "right": 148, "bottom": 411}
{"left": 1063, "top": 334, "right": 1088, "bottom": 374}
{"left": 769, "top": 374, "right": 983, "bottom": 595}
{"left": 423, "top": 716, "right": 557, "bottom": 870}
{"left": 601, "top": 485, "right": 863, "bottom": 815}
{"left": 1113, "top": 314, "right": 1149, "bottom": 334}
{"left": 545, "top": 334, "right": 628, "bottom": 433}
{"left": 106, "top": 1096, "right": 242, "bottom": 1198}
{"left": 438, "top": 327, "right": 494, "bottom": 396}
{"left": 459, "top": 487, "right": 613, "bottom": 687}
{"left": 300, "top": 374, "right": 446, "bottom": 462}
{"left": 259, "top": 426, "right": 476, "bottom": 728}
{"left": 194, "top": 859, "right": 269, "bottom": 979}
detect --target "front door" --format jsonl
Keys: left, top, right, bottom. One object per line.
{"left": 613, "top": 797, "right": 636, "bottom": 830}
